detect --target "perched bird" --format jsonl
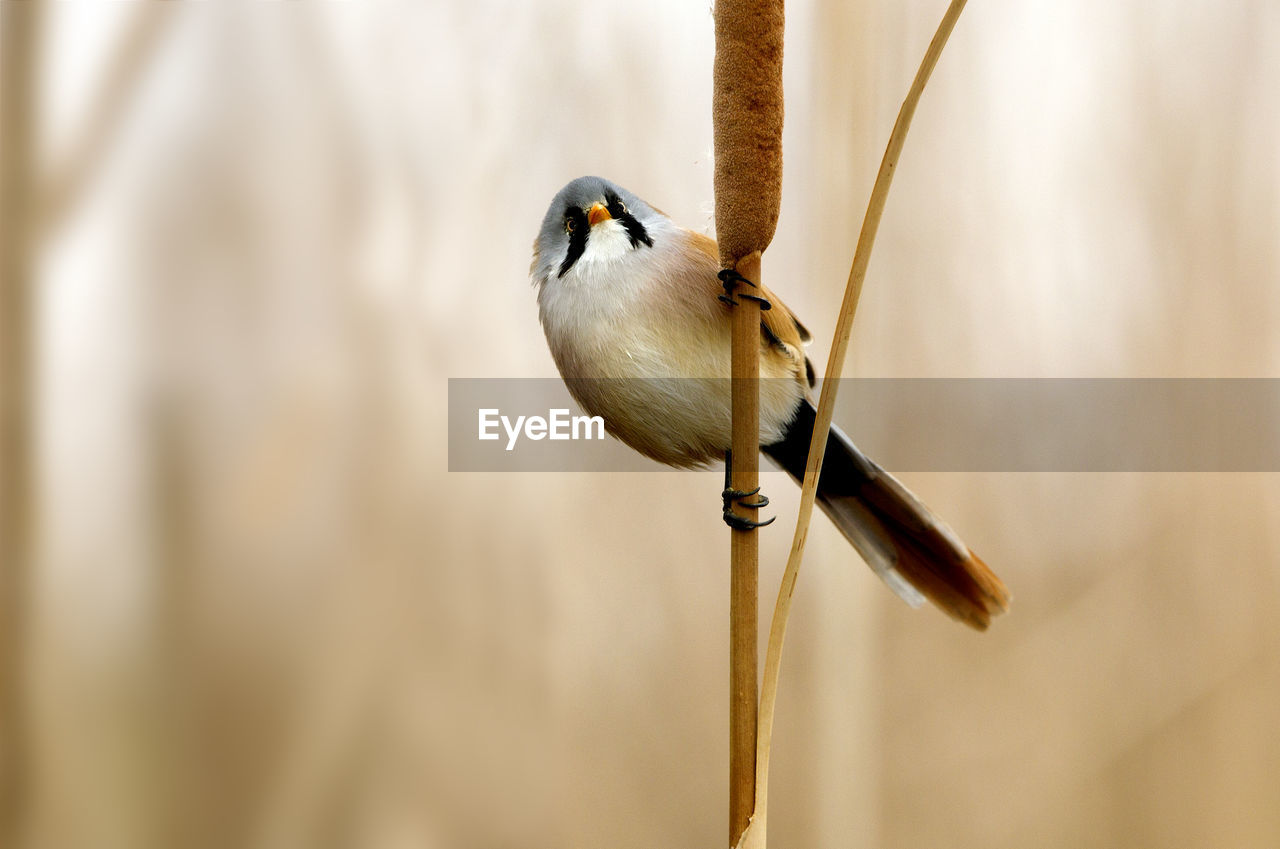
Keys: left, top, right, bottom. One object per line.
{"left": 531, "top": 176, "right": 1009, "bottom": 629}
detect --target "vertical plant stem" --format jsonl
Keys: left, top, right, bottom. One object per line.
{"left": 729, "top": 251, "right": 763, "bottom": 845}
{"left": 0, "top": 3, "right": 40, "bottom": 845}
{"left": 712, "top": 0, "right": 783, "bottom": 839}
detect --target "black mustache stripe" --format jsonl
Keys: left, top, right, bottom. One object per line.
{"left": 618, "top": 213, "right": 653, "bottom": 249}
{"left": 605, "top": 192, "right": 654, "bottom": 250}
{"left": 557, "top": 205, "right": 589, "bottom": 278}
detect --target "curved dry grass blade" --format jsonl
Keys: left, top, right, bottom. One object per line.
{"left": 741, "top": 2, "right": 972, "bottom": 846}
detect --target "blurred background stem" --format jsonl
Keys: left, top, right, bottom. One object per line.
{"left": 1, "top": 3, "right": 40, "bottom": 846}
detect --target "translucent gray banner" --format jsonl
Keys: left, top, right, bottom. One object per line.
{"left": 448, "top": 378, "right": 1280, "bottom": 472}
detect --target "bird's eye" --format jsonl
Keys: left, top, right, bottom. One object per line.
{"left": 618, "top": 201, "right": 629, "bottom": 214}
{"left": 564, "top": 218, "right": 576, "bottom": 234}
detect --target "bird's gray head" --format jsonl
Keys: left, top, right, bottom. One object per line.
{"left": 531, "top": 176, "right": 661, "bottom": 285}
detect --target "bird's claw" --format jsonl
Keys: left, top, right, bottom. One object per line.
{"left": 721, "top": 450, "right": 775, "bottom": 530}
{"left": 723, "top": 506, "right": 776, "bottom": 531}
{"left": 717, "top": 268, "right": 772, "bottom": 310}
{"left": 723, "top": 485, "right": 770, "bottom": 510}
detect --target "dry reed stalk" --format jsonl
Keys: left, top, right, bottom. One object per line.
{"left": 712, "top": 0, "right": 785, "bottom": 844}
{"left": 727, "top": 249, "right": 763, "bottom": 844}
{"left": 0, "top": 4, "right": 40, "bottom": 844}
{"left": 738, "top": 2, "right": 972, "bottom": 847}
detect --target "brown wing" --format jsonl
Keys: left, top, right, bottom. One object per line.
{"left": 685, "top": 230, "right": 816, "bottom": 388}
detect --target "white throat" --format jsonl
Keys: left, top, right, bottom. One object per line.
{"left": 577, "top": 219, "right": 634, "bottom": 267}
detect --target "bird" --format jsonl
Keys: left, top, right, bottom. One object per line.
{"left": 531, "top": 176, "right": 1009, "bottom": 629}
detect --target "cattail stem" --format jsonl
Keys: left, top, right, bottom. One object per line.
{"left": 712, "top": 0, "right": 784, "bottom": 841}
{"left": 728, "top": 251, "right": 763, "bottom": 843}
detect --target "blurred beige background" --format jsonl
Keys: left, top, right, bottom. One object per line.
{"left": 3, "top": 1, "right": 1279, "bottom": 847}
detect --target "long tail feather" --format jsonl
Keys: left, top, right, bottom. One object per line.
{"left": 763, "top": 400, "right": 1010, "bottom": 630}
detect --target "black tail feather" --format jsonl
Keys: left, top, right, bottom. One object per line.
{"left": 763, "top": 400, "right": 1010, "bottom": 630}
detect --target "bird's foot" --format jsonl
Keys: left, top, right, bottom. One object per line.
{"left": 717, "top": 268, "right": 772, "bottom": 310}
{"left": 722, "top": 450, "right": 775, "bottom": 530}
{"left": 723, "top": 485, "right": 775, "bottom": 530}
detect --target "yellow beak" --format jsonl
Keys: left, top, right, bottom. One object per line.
{"left": 587, "top": 202, "right": 612, "bottom": 227}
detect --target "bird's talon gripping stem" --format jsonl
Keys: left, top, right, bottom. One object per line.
{"left": 717, "top": 268, "right": 773, "bottom": 311}
{"left": 722, "top": 450, "right": 775, "bottom": 530}
{"left": 723, "top": 508, "right": 776, "bottom": 531}
{"left": 723, "top": 484, "right": 770, "bottom": 510}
